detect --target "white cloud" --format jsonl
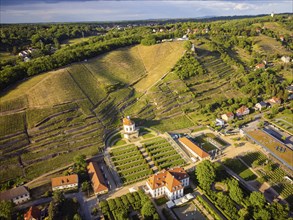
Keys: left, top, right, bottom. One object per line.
{"left": 233, "top": 3, "right": 252, "bottom": 11}
{"left": 0, "top": 0, "right": 291, "bottom": 23}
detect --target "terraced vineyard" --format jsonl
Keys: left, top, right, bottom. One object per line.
{"left": 0, "top": 42, "right": 186, "bottom": 185}
{"left": 143, "top": 137, "right": 186, "bottom": 170}
{"left": 241, "top": 152, "right": 293, "bottom": 203}
{"left": 110, "top": 144, "right": 152, "bottom": 184}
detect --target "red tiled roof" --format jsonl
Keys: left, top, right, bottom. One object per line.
{"left": 256, "top": 63, "right": 265, "bottom": 69}
{"left": 51, "top": 174, "right": 78, "bottom": 188}
{"left": 123, "top": 117, "right": 134, "bottom": 125}
{"left": 24, "top": 206, "right": 41, "bottom": 220}
{"left": 178, "top": 137, "right": 209, "bottom": 159}
{"left": 87, "top": 162, "right": 108, "bottom": 194}
{"left": 147, "top": 168, "right": 188, "bottom": 192}
{"left": 269, "top": 97, "right": 281, "bottom": 104}
{"left": 236, "top": 106, "right": 249, "bottom": 115}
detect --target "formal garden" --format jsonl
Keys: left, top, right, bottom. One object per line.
{"left": 109, "top": 144, "right": 152, "bottom": 184}
{"left": 99, "top": 189, "right": 160, "bottom": 220}
{"left": 143, "top": 137, "right": 186, "bottom": 170}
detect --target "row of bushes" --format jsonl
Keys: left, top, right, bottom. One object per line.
{"left": 116, "top": 158, "right": 146, "bottom": 170}
{"left": 122, "top": 169, "right": 153, "bottom": 184}
{"left": 114, "top": 155, "right": 143, "bottom": 167}
{"left": 112, "top": 151, "right": 141, "bottom": 161}
{"left": 196, "top": 195, "right": 222, "bottom": 220}
{"left": 110, "top": 146, "right": 138, "bottom": 157}
{"left": 118, "top": 164, "right": 150, "bottom": 177}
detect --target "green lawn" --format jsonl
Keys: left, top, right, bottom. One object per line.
{"left": 224, "top": 158, "right": 257, "bottom": 181}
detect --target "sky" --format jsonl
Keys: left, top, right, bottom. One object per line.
{"left": 0, "top": 0, "right": 292, "bottom": 23}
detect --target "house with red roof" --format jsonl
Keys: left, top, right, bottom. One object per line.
{"left": 221, "top": 112, "right": 234, "bottom": 122}
{"left": 178, "top": 137, "right": 210, "bottom": 161}
{"left": 51, "top": 174, "right": 78, "bottom": 191}
{"left": 87, "top": 162, "right": 108, "bottom": 195}
{"left": 24, "top": 206, "right": 41, "bottom": 220}
{"left": 236, "top": 106, "right": 250, "bottom": 117}
{"left": 146, "top": 167, "right": 189, "bottom": 200}
{"left": 255, "top": 63, "right": 265, "bottom": 70}
{"left": 268, "top": 97, "right": 281, "bottom": 105}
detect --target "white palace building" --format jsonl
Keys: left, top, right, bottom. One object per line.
{"left": 146, "top": 167, "right": 189, "bottom": 200}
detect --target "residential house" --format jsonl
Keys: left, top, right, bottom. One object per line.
{"left": 255, "top": 63, "right": 265, "bottom": 70}
{"left": 255, "top": 27, "right": 261, "bottom": 34}
{"left": 281, "top": 56, "right": 291, "bottom": 63}
{"left": 146, "top": 167, "right": 189, "bottom": 200}
{"left": 255, "top": 101, "right": 267, "bottom": 111}
{"left": 87, "top": 162, "right": 108, "bottom": 195}
{"left": 221, "top": 112, "right": 234, "bottom": 122}
{"left": 287, "top": 85, "right": 293, "bottom": 93}
{"left": 51, "top": 174, "right": 78, "bottom": 191}
{"left": 236, "top": 106, "right": 250, "bottom": 117}
{"left": 178, "top": 137, "right": 210, "bottom": 161}
{"left": 0, "top": 186, "right": 30, "bottom": 205}
{"left": 24, "top": 206, "right": 41, "bottom": 220}
{"left": 216, "top": 119, "right": 225, "bottom": 126}
{"left": 268, "top": 97, "right": 281, "bottom": 105}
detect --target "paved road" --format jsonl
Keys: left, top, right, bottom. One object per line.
{"left": 15, "top": 197, "right": 52, "bottom": 211}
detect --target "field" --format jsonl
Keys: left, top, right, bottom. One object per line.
{"left": 134, "top": 42, "right": 186, "bottom": 92}
{"left": 109, "top": 144, "right": 152, "bottom": 184}
{"left": 61, "top": 36, "right": 95, "bottom": 46}
{"left": 241, "top": 152, "right": 293, "bottom": 203}
{"left": 223, "top": 158, "right": 257, "bottom": 181}
{"left": 143, "top": 137, "right": 186, "bottom": 170}
{"left": 252, "top": 35, "right": 291, "bottom": 56}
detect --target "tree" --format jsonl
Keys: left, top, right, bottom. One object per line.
{"left": 195, "top": 160, "right": 216, "bottom": 190}
{"left": 141, "top": 35, "right": 156, "bottom": 46}
{"left": 253, "top": 208, "right": 271, "bottom": 220}
{"left": 184, "top": 40, "right": 192, "bottom": 50}
{"left": 238, "top": 208, "right": 249, "bottom": 220}
{"left": 141, "top": 201, "right": 156, "bottom": 218}
{"left": 0, "top": 201, "right": 13, "bottom": 220}
{"left": 73, "top": 213, "right": 82, "bottom": 220}
{"left": 99, "top": 200, "right": 110, "bottom": 214}
{"left": 268, "top": 202, "right": 289, "bottom": 220}
{"left": 81, "top": 181, "right": 90, "bottom": 192}
{"left": 52, "top": 191, "right": 65, "bottom": 204}
{"left": 48, "top": 201, "right": 56, "bottom": 220}
{"left": 73, "top": 154, "right": 87, "bottom": 175}
{"left": 249, "top": 191, "right": 266, "bottom": 207}
{"left": 108, "top": 199, "right": 117, "bottom": 211}
{"left": 228, "top": 179, "right": 244, "bottom": 204}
